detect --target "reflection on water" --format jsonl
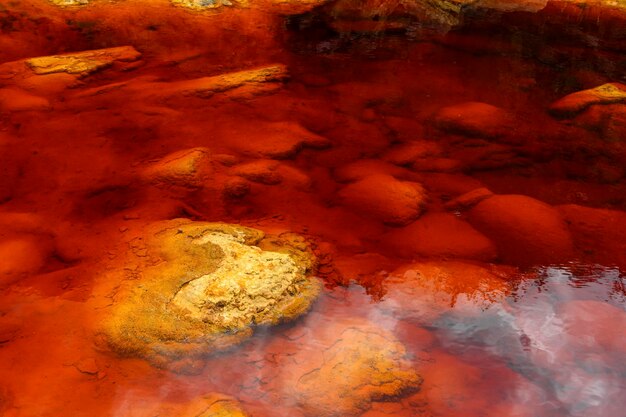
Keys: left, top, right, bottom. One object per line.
{"left": 0, "top": 0, "right": 625, "bottom": 416}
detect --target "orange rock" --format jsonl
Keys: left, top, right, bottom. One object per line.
{"left": 433, "top": 102, "right": 515, "bottom": 139}
{"left": 467, "top": 194, "right": 574, "bottom": 266}
{"left": 382, "top": 212, "right": 497, "bottom": 261}
{"left": 382, "top": 141, "right": 442, "bottom": 166}
{"left": 338, "top": 174, "right": 426, "bottom": 226}
{"left": 0, "top": 236, "right": 53, "bottom": 286}
{"left": 334, "top": 159, "right": 414, "bottom": 183}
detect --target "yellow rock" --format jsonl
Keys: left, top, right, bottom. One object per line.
{"left": 26, "top": 46, "right": 141, "bottom": 76}
{"left": 100, "top": 220, "right": 321, "bottom": 371}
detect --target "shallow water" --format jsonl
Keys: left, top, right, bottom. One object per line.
{"left": 0, "top": 1, "right": 625, "bottom": 416}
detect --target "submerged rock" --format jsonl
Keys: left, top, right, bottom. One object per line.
{"left": 141, "top": 147, "right": 213, "bottom": 188}
{"left": 100, "top": 220, "right": 321, "bottom": 371}
{"left": 433, "top": 101, "right": 515, "bottom": 139}
{"left": 549, "top": 83, "right": 626, "bottom": 118}
{"left": 468, "top": 194, "right": 574, "bottom": 266}
{"left": 338, "top": 174, "right": 426, "bottom": 226}
{"left": 285, "top": 319, "right": 422, "bottom": 417}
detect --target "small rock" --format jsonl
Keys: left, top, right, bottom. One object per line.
{"left": 549, "top": 83, "right": 626, "bottom": 118}
{"left": 444, "top": 187, "right": 494, "bottom": 211}
{"left": 222, "top": 177, "right": 251, "bottom": 199}
{"left": 382, "top": 212, "right": 497, "bottom": 261}
{"left": 75, "top": 358, "right": 99, "bottom": 375}
{"left": 233, "top": 159, "right": 282, "bottom": 185}
{"left": 382, "top": 141, "right": 442, "bottom": 166}
{"left": 338, "top": 174, "right": 427, "bottom": 226}
{"left": 141, "top": 147, "right": 212, "bottom": 188}
{"left": 468, "top": 194, "right": 574, "bottom": 265}
{"left": 334, "top": 159, "right": 411, "bottom": 183}
{"left": 433, "top": 102, "right": 515, "bottom": 139}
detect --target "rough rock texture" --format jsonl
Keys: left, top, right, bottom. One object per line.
{"left": 383, "top": 261, "right": 513, "bottom": 322}
{"left": 433, "top": 101, "right": 515, "bottom": 138}
{"left": 338, "top": 174, "right": 426, "bottom": 226}
{"left": 233, "top": 159, "right": 282, "bottom": 185}
{"left": 141, "top": 148, "right": 213, "bottom": 188}
{"left": 468, "top": 194, "right": 574, "bottom": 266}
{"left": 549, "top": 83, "right": 626, "bottom": 118}
{"left": 166, "top": 64, "right": 289, "bottom": 98}
{"left": 382, "top": 212, "right": 497, "bottom": 261}
{"left": 26, "top": 46, "right": 141, "bottom": 76}
{"left": 50, "top": 0, "right": 88, "bottom": 5}
{"left": 101, "top": 220, "right": 321, "bottom": 370}
{"left": 286, "top": 319, "right": 422, "bottom": 417}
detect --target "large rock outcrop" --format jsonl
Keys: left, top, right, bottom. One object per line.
{"left": 100, "top": 220, "right": 322, "bottom": 371}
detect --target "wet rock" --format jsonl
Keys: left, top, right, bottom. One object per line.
{"left": 25, "top": 46, "right": 141, "bottom": 77}
{"left": 444, "top": 187, "right": 494, "bottom": 211}
{"left": 0, "top": 88, "right": 50, "bottom": 112}
{"left": 338, "top": 174, "right": 426, "bottom": 226}
{"left": 382, "top": 212, "right": 497, "bottom": 261}
{"left": 141, "top": 148, "right": 213, "bottom": 188}
{"left": 383, "top": 141, "right": 442, "bottom": 166}
{"left": 100, "top": 220, "right": 321, "bottom": 371}
{"left": 549, "top": 83, "right": 626, "bottom": 118}
{"left": 220, "top": 121, "right": 331, "bottom": 159}
{"left": 166, "top": 64, "right": 289, "bottom": 98}
{"left": 233, "top": 159, "right": 282, "bottom": 185}
{"left": 557, "top": 204, "right": 626, "bottom": 268}
{"left": 383, "top": 261, "right": 513, "bottom": 322}
{"left": 0, "top": 236, "right": 53, "bottom": 287}
{"left": 222, "top": 177, "right": 251, "bottom": 199}
{"left": 467, "top": 194, "right": 575, "bottom": 266}
{"left": 285, "top": 319, "right": 422, "bottom": 417}
{"left": 433, "top": 102, "right": 515, "bottom": 139}
{"left": 334, "top": 159, "right": 412, "bottom": 183}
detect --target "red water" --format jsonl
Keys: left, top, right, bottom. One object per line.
{"left": 0, "top": 1, "right": 625, "bottom": 416}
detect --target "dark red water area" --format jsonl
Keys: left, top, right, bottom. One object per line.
{"left": 0, "top": 1, "right": 625, "bottom": 416}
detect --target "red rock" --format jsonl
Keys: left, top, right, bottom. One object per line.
{"left": 557, "top": 204, "right": 626, "bottom": 268}
{"left": 75, "top": 358, "right": 99, "bottom": 375}
{"left": 444, "top": 187, "right": 494, "bottom": 211}
{"left": 233, "top": 159, "right": 282, "bottom": 185}
{"left": 338, "top": 174, "right": 426, "bottom": 226}
{"left": 0, "top": 236, "right": 52, "bottom": 286}
{"left": 433, "top": 102, "right": 515, "bottom": 139}
{"left": 549, "top": 83, "right": 626, "bottom": 118}
{"left": 334, "top": 159, "right": 414, "bottom": 183}
{"left": 382, "top": 212, "right": 497, "bottom": 261}
{"left": 0, "top": 88, "right": 50, "bottom": 112}
{"left": 382, "top": 141, "right": 442, "bottom": 166}
{"left": 467, "top": 194, "right": 575, "bottom": 265}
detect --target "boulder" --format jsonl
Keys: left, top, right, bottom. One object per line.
{"left": 382, "top": 212, "right": 497, "bottom": 261}
{"left": 0, "top": 235, "right": 53, "bottom": 287}
{"left": 338, "top": 174, "right": 426, "bottom": 226}
{"left": 433, "top": 102, "right": 515, "bottom": 139}
{"left": 549, "top": 83, "right": 626, "bottom": 118}
{"left": 100, "top": 220, "right": 321, "bottom": 371}
{"left": 467, "top": 194, "right": 574, "bottom": 266}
